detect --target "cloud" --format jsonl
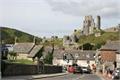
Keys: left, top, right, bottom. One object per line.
{"left": 45, "top": 0, "right": 120, "bottom": 18}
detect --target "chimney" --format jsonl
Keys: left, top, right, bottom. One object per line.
{"left": 33, "top": 36, "right": 36, "bottom": 44}
{"left": 15, "top": 37, "right": 17, "bottom": 44}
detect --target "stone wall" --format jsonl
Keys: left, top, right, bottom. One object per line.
{"left": 2, "top": 62, "right": 37, "bottom": 76}
{"left": 43, "top": 65, "right": 62, "bottom": 74}
{"left": 2, "top": 62, "right": 62, "bottom": 76}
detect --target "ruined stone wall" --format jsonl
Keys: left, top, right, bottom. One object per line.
{"left": 83, "top": 15, "right": 95, "bottom": 35}
{"left": 83, "top": 15, "right": 101, "bottom": 35}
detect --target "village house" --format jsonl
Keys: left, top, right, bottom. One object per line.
{"left": 13, "top": 42, "right": 35, "bottom": 60}
{"left": 12, "top": 36, "right": 44, "bottom": 61}
{"left": 53, "top": 49, "right": 96, "bottom": 69}
{"left": 13, "top": 42, "right": 44, "bottom": 61}
{"left": 13, "top": 42, "right": 55, "bottom": 61}
{"left": 99, "top": 41, "right": 120, "bottom": 73}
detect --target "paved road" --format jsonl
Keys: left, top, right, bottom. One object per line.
{"left": 81, "top": 74, "right": 102, "bottom": 80}
{"left": 35, "top": 73, "right": 103, "bottom": 80}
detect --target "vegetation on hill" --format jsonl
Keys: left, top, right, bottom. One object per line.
{"left": 1, "top": 27, "right": 119, "bottom": 50}
{"left": 42, "top": 38, "right": 63, "bottom": 47}
{"left": 78, "top": 32, "right": 119, "bottom": 50}
{"left": 1, "top": 27, "right": 42, "bottom": 44}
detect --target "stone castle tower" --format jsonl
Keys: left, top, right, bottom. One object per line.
{"left": 96, "top": 16, "right": 101, "bottom": 29}
{"left": 83, "top": 15, "right": 101, "bottom": 35}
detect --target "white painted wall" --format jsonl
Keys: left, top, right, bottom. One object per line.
{"left": 53, "top": 59, "right": 95, "bottom": 69}
{"left": 116, "top": 54, "right": 120, "bottom": 68}
{"left": 53, "top": 59, "right": 73, "bottom": 66}
{"left": 77, "top": 60, "right": 95, "bottom": 69}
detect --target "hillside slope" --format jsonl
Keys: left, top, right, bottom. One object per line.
{"left": 77, "top": 32, "right": 119, "bottom": 49}
{"left": 0, "top": 27, "right": 42, "bottom": 44}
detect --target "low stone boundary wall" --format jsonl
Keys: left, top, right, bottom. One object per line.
{"left": 43, "top": 65, "right": 62, "bottom": 74}
{"left": 2, "top": 62, "right": 62, "bottom": 76}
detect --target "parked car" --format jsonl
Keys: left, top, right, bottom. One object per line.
{"left": 81, "top": 67, "right": 91, "bottom": 73}
{"left": 112, "top": 68, "right": 120, "bottom": 80}
{"left": 67, "top": 64, "right": 83, "bottom": 74}
{"left": 67, "top": 65, "right": 75, "bottom": 73}
{"left": 73, "top": 66, "right": 83, "bottom": 74}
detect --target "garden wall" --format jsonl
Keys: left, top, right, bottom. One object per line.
{"left": 2, "top": 62, "right": 62, "bottom": 76}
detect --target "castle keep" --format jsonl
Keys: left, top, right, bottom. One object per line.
{"left": 83, "top": 15, "right": 101, "bottom": 35}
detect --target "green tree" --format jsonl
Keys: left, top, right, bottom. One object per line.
{"left": 92, "top": 43, "right": 101, "bottom": 50}
{"left": 44, "top": 44, "right": 54, "bottom": 64}
{"left": 82, "top": 43, "right": 94, "bottom": 50}
{"left": 32, "top": 47, "right": 44, "bottom": 73}
{"left": 44, "top": 52, "right": 53, "bottom": 64}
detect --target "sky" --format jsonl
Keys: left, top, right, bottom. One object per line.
{"left": 0, "top": 0, "right": 120, "bottom": 38}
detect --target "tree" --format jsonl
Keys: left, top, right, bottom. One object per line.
{"left": 82, "top": 43, "right": 94, "bottom": 50}
{"left": 44, "top": 44, "right": 54, "bottom": 64}
{"left": 92, "top": 43, "right": 101, "bottom": 50}
{"left": 44, "top": 51, "right": 53, "bottom": 64}
{"left": 32, "top": 47, "right": 44, "bottom": 73}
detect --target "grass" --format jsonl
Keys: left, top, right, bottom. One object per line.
{"left": 1, "top": 27, "right": 42, "bottom": 44}
{"left": 77, "top": 32, "right": 119, "bottom": 49}
{"left": 78, "top": 32, "right": 119, "bottom": 44}
{"left": 9, "top": 59, "right": 34, "bottom": 64}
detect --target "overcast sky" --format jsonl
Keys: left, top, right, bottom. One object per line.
{"left": 0, "top": 0, "right": 120, "bottom": 38}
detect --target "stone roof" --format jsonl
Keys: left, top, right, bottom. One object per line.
{"left": 100, "top": 41, "right": 120, "bottom": 53}
{"left": 28, "top": 45, "right": 43, "bottom": 58}
{"left": 13, "top": 43, "right": 35, "bottom": 53}
{"left": 53, "top": 50, "right": 96, "bottom": 60}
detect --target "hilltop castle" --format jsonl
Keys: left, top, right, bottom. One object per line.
{"left": 63, "top": 15, "right": 101, "bottom": 47}
{"left": 83, "top": 15, "right": 101, "bottom": 35}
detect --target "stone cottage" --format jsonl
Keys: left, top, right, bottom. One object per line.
{"left": 13, "top": 42, "right": 43, "bottom": 61}
{"left": 53, "top": 49, "right": 96, "bottom": 69}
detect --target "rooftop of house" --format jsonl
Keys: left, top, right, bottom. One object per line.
{"left": 53, "top": 50, "right": 96, "bottom": 60}
{"left": 28, "top": 45, "right": 57, "bottom": 58}
{"left": 13, "top": 43, "right": 35, "bottom": 53}
{"left": 100, "top": 40, "right": 120, "bottom": 53}
{"left": 28, "top": 45, "right": 43, "bottom": 58}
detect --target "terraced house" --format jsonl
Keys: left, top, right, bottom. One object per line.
{"left": 53, "top": 49, "right": 96, "bottom": 69}
{"left": 13, "top": 42, "right": 43, "bottom": 61}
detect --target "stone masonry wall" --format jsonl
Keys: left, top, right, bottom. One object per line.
{"left": 2, "top": 62, "right": 62, "bottom": 76}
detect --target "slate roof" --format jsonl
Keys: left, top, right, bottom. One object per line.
{"left": 100, "top": 41, "right": 120, "bottom": 53}
{"left": 53, "top": 50, "right": 96, "bottom": 60}
{"left": 28, "top": 45, "right": 43, "bottom": 58}
{"left": 13, "top": 43, "right": 35, "bottom": 53}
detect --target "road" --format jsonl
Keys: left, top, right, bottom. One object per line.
{"left": 35, "top": 73, "right": 103, "bottom": 80}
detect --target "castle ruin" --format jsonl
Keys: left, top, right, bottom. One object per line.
{"left": 83, "top": 15, "right": 101, "bottom": 35}
{"left": 63, "top": 15, "right": 101, "bottom": 47}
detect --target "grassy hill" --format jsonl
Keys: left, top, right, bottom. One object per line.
{"left": 1, "top": 27, "right": 42, "bottom": 44}
{"left": 1, "top": 27, "right": 119, "bottom": 49}
{"left": 77, "top": 31, "right": 119, "bottom": 49}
